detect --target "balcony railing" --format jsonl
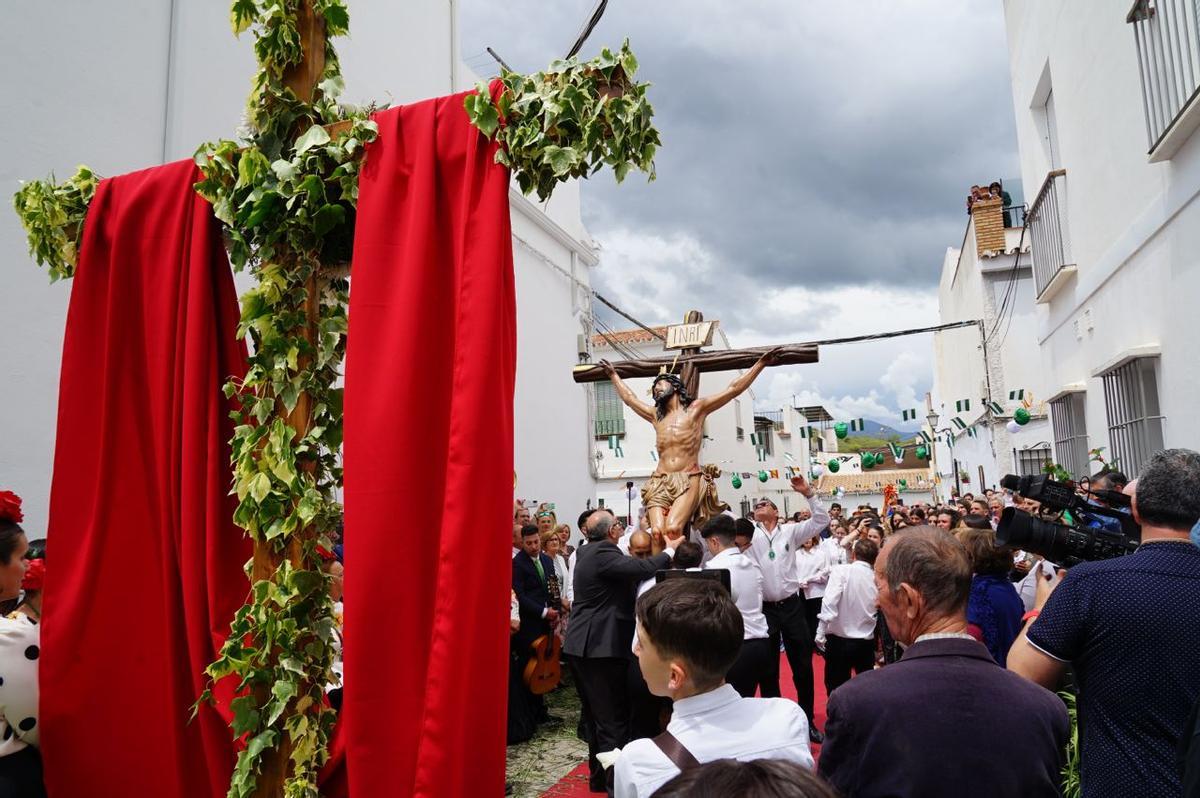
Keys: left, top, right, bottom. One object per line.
{"left": 1128, "top": 0, "right": 1200, "bottom": 158}
{"left": 1026, "top": 170, "right": 1074, "bottom": 301}
{"left": 594, "top": 417, "right": 626, "bottom": 438}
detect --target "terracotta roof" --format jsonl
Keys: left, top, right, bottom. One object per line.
{"left": 592, "top": 326, "right": 669, "bottom": 348}
{"left": 817, "top": 468, "right": 934, "bottom": 495}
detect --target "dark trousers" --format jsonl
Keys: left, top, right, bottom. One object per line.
{"left": 762, "top": 593, "right": 815, "bottom": 724}
{"left": 726, "top": 637, "right": 773, "bottom": 698}
{"left": 573, "top": 657, "right": 634, "bottom": 793}
{"left": 0, "top": 746, "right": 46, "bottom": 798}
{"left": 824, "top": 634, "right": 875, "bottom": 694}
{"left": 804, "top": 596, "right": 823, "bottom": 646}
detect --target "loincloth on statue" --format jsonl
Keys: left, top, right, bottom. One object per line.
{"left": 640, "top": 464, "right": 729, "bottom": 529}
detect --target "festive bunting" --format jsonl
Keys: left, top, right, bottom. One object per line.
{"left": 1009, "top": 389, "right": 1025, "bottom": 401}
{"left": 967, "top": 427, "right": 978, "bottom": 438}
{"left": 756, "top": 447, "right": 767, "bottom": 462}
{"left": 827, "top": 459, "right": 841, "bottom": 473}
{"left": 783, "top": 452, "right": 795, "bottom": 463}
{"left": 955, "top": 399, "right": 971, "bottom": 412}
{"left": 889, "top": 442, "right": 905, "bottom": 463}
{"left": 985, "top": 401, "right": 1004, "bottom": 415}
{"left": 951, "top": 418, "right": 967, "bottom": 431}
{"left": 758, "top": 470, "right": 769, "bottom": 483}
{"left": 731, "top": 474, "right": 743, "bottom": 489}
{"left": 916, "top": 445, "right": 929, "bottom": 460}
{"left": 902, "top": 408, "right": 918, "bottom": 422}
{"left": 1006, "top": 420, "right": 1022, "bottom": 433}
{"left": 862, "top": 452, "right": 876, "bottom": 469}
{"left": 834, "top": 422, "right": 848, "bottom": 439}
{"left": 917, "top": 430, "right": 932, "bottom": 444}
{"left": 849, "top": 419, "right": 866, "bottom": 432}
{"left": 1013, "top": 407, "right": 1031, "bottom": 425}
{"left": 798, "top": 426, "right": 813, "bottom": 439}
{"left": 769, "top": 469, "right": 779, "bottom": 479}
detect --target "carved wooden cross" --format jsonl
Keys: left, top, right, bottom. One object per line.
{"left": 573, "top": 310, "right": 820, "bottom": 393}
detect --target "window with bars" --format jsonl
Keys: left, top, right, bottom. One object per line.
{"left": 1051, "top": 392, "right": 1090, "bottom": 479}
{"left": 1101, "top": 357, "right": 1165, "bottom": 477}
{"left": 593, "top": 380, "right": 626, "bottom": 438}
{"left": 1014, "top": 445, "right": 1053, "bottom": 478}
{"left": 753, "top": 421, "right": 774, "bottom": 456}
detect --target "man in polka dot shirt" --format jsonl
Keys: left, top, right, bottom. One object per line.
{"left": 1008, "top": 448, "right": 1200, "bottom": 798}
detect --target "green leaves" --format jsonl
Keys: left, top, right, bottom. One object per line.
{"left": 12, "top": 165, "right": 100, "bottom": 282}
{"left": 467, "top": 39, "right": 662, "bottom": 201}
{"left": 295, "top": 124, "right": 331, "bottom": 155}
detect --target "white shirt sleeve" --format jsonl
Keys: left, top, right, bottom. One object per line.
{"left": 790, "top": 495, "right": 829, "bottom": 547}
{"left": 816, "top": 566, "right": 845, "bottom": 642}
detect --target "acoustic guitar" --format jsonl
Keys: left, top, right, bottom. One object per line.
{"left": 523, "top": 571, "right": 563, "bottom": 694}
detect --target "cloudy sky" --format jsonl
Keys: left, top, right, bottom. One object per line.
{"left": 460, "top": 1, "right": 1020, "bottom": 426}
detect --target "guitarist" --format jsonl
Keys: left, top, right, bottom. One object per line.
{"left": 512, "top": 524, "right": 560, "bottom": 722}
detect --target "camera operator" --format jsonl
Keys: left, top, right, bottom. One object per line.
{"left": 1008, "top": 449, "right": 1200, "bottom": 798}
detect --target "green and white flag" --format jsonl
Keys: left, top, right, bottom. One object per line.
{"left": 757, "top": 447, "right": 768, "bottom": 462}
{"left": 1009, "top": 388, "right": 1025, "bottom": 401}
{"left": 849, "top": 419, "right": 865, "bottom": 432}
{"left": 798, "top": 426, "right": 813, "bottom": 439}
{"left": 985, "top": 400, "right": 1004, "bottom": 415}
{"left": 951, "top": 417, "right": 968, "bottom": 431}
{"left": 917, "top": 430, "right": 932, "bottom": 444}
{"left": 901, "top": 408, "right": 918, "bottom": 422}
{"left": 888, "top": 442, "right": 905, "bottom": 463}
{"left": 967, "top": 427, "right": 978, "bottom": 438}
{"left": 783, "top": 452, "right": 796, "bottom": 463}
{"left": 955, "top": 399, "right": 971, "bottom": 412}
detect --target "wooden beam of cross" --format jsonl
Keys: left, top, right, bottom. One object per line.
{"left": 575, "top": 311, "right": 819, "bottom": 392}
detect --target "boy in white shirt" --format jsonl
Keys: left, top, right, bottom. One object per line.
{"left": 613, "top": 579, "right": 814, "bottom": 798}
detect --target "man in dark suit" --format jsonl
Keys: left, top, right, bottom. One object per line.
{"left": 511, "top": 524, "right": 559, "bottom": 728}
{"left": 512, "top": 524, "right": 559, "bottom": 653}
{"left": 564, "top": 509, "right": 681, "bottom": 793}
{"left": 819, "top": 526, "right": 1067, "bottom": 798}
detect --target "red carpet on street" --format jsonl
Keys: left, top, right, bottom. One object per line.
{"left": 541, "top": 653, "right": 829, "bottom": 797}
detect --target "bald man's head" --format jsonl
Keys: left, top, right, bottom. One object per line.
{"left": 629, "top": 530, "right": 653, "bottom": 559}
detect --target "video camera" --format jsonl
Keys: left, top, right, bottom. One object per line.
{"left": 995, "top": 474, "right": 1140, "bottom": 566}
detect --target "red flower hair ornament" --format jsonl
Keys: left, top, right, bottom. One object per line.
{"left": 0, "top": 492, "right": 23, "bottom": 524}
{"left": 22, "top": 559, "right": 45, "bottom": 592}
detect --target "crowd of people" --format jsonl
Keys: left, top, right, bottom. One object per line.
{"left": 511, "top": 448, "right": 1200, "bottom": 797}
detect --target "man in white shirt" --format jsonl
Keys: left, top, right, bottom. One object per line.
{"left": 700, "top": 515, "right": 771, "bottom": 698}
{"left": 743, "top": 475, "right": 829, "bottom": 742}
{"left": 816, "top": 538, "right": 880, "bottom": 694}
{"left": 614, "top": 579, "right": 813, "bottom": 798}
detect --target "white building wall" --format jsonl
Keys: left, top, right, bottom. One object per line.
{"left": 1003, "top": 0, "right": 1200, "bottom": 473}
{"left": 1, "top": 1, "right": 597, "bottom": 534}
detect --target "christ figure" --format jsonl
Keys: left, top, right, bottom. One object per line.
{"left": 598, "top": 348, "right": 782, "bottom": 543}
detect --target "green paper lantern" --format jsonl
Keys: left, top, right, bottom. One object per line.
{"left": 834, "top": 421, "right": 848, "bottom": 439}
{"left": 916, "top": 445, "right": 929, "bottom": 460}
{"left": 758, "top": 470, "right": 769, "bottom": 483}
{"left": 731, "top": 474, "right": 742, "bottom": 490}
{"left": 863, "top": 453, "right": 875, "bottom": 469}
{"left": 827, "top": 459, "right": 841, "bottom": 473}
{"left": 1013, "top": 407, "right": 1031, "bottom": 426}
{"left": 899, "top": 478, "right": 908, "bottom": 488}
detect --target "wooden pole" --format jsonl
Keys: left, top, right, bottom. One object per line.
{"left": 250, "top": 3, "right": 326, "bottom": 796}
{"left": 571, "top": 343, "right": 820, "bottom": 383}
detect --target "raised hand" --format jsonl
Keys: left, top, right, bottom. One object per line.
{"left": 790, "top": 475, "right": 814, "bottom": 497}
{"left": 598, "top": 359, "right": 617, "bottom": 377}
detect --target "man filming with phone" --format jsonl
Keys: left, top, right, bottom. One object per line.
{"left": 1008, "top": 449, "right": 1200, "bottom": 798}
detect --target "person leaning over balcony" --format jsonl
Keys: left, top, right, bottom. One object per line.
{"left": 1008, "top": 449, "right": 1200, "bottom": 798}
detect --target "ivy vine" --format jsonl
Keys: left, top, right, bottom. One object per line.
{"left": 11, "top": 165, "right": 99, "bottom": 282}
{"left": 465, "top": 40, "right": 661, "bottom": 200}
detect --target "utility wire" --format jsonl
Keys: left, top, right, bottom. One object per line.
{"left": 565, "top": 0, "right": 609, "bottom": 59}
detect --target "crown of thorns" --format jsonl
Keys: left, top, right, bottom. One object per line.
{"left": 652, "top": 372, "right": 693, "bottom": 405}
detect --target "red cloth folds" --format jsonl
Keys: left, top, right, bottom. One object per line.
{"left": 341, "top": 90, "right": 515, "bottom": 796}
{"left": 41, "top": 159, "right": 251, "bottom": 798}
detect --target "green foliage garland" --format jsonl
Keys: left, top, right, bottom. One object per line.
{"left": 12, "top": 165, "right": 100, "bottom": 282}
{"left": 190, "top": 1, "right": 366, "bottom": 796}
{"left": 465, "top": 40, "right": 661, "bottom": 200}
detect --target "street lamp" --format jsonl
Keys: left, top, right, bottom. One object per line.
{"left": 924, "top": 410, "right": 961, "bottom": 499}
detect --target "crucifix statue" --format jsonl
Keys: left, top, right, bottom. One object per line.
{"left": 576, "top": 311, "right": 819, "bottom": 542}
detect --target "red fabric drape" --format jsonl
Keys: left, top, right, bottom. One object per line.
{"left": 41, "top": 159, "right": 251, "bottom": 798}
{"left": 341, "top": 90, "right": 516, "bottom": 796}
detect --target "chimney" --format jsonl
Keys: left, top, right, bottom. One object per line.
{"left": 972, "top": 196, "right": 1006, "bottom": 258}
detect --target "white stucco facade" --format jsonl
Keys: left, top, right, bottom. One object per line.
{"left": 1, "top": 1, "right": 598, "bottom": 534}
{"left": 1000, "top": 0, "right": 1200, "bottom": 477}
{"left": 589, "top": 328, "right": 817, "bottom": 522}
{"left": 932, "top": 211, "right": 1052, "bottom": 497}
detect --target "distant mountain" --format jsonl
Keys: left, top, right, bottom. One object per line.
{"left": 847, "top": 419, "right": 921, "bottom": 439}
